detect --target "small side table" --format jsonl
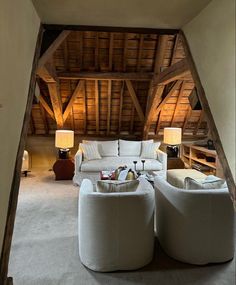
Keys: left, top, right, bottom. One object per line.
{"left": 167, "top": 157, "right": 185, "bottom": 170}
{"left": 53, "top": 159, "right": 74, "bottom": 180}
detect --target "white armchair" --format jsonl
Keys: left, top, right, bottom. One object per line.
{"left": 154, "top": 177, "right": 234, "bottom": 265}
{"left": 79, "top": 178, "right": 155, "bottom": 272}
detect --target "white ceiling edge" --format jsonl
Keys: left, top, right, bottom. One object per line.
{"left": 31, "top": 0, "right": 212, "bottom": 29}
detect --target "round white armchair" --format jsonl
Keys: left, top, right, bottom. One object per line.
{"left": 154, "top": 177, "right": 234, "bottom": 265}
{"left": 78, "top": 178, "right": 155, "bottom": 272}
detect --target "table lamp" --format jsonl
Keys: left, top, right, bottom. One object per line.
{"left": 55, "top": 130, "right": 74, "bottom": 159}
{"left": 163, "top": 127, "right": 182, "bottom": 158}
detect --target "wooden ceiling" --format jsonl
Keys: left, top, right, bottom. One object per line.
{"left": 29, "top": 28, "right": 208, "bottom": 139}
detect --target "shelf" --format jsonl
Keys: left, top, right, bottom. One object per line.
{"left": 181, "top": 143, "right": 223, "bottom": 177}
{"left": 191, "top": 157, "right": 216, "bottom": 169}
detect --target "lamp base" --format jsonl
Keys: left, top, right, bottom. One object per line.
{"left": 58, "top": 148, "right": 70, "bottom": 159}
{"left": 166, "top": 145, "right": 179, "bottom": 158}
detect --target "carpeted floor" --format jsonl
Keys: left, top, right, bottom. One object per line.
{"left": 9, "top": 170, "right": 235, "bottom": 285}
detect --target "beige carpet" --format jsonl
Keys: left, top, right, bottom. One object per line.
{"left": 9, "top": 170, "right": 235, "bottom": 285}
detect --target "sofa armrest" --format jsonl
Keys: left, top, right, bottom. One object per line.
{"left": 157, "top": 149, "right": 167, "bottom": 172}
{"left": 74, "top": 149, "right": 83, "bottom": 173}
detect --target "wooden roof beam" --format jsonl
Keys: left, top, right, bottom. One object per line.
{"left": 170, "top": 81, "right": 185, "bottom": 126}
{"left": 63, "top": 80, "right": 85, "bottom": 121}
{"left": 154, "top": 58, "right": 190, "bottom": 85}
{"left": 38, "top": 30, "right": 71, "bottom": 69}
{"left": 143, "top": 80, "right": 182, "bottom": 138}
{"left": 143, "top": 85, "right": 165, "bottom": 138}
{"left": 57, "top": 72, "right": 153, "bottom": 81}
{"left": 47, "top": 82, "right": 64, "bottom": 128}
{"left": 38, "top": 95, "right": 54, "bottom": 120}
{"left": 145, "top": 35, "right": 169, "bottom": 118}
{"left": 125, "top": 80, "right": 145, "bottom": 122}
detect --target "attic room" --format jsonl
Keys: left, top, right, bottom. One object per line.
{"left": 0, "top": 0, "right": 235, "bottom": 285}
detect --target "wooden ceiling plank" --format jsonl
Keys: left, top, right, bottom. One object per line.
{"left": 154, "top": 58, "right": 189, "bottom": 85}
{"left": 123, "top": 33, "right": 128, "bottom": 72}
{"left": 136, "top": 34, "right": 144, "bottom": 72}
{"left": 38, "top": 30, "right": 71, "bottom": 69}
{"left": 109, "top": 33, "right": 114, "bottom": 71}
{"left": 95, "top": 33, "right": 99, "bottom": 70}
{"left": 47, "top": 82, "right": 64, "bottom": 128}
{"left": 125, "top": 80, "right": 145, "bottom": 122}
{"left": 95, "top": 80, "right": 100, "bottom": 133}
{"left": 79, "top": 32, "right": 83, "bottom": 70}
{"left": 39, "top": 103, "right": 49, "bottom": 134}
{"left": 118, "top": 81, "right": 124, "bottom": 134}
{"left": 130, "top": 105, "right": 135, "bottom": 134}
{"left": 38, "top": 94, "right": 55, "bottom": 120}
{"left": 63, "top": 40, "right": 69, "bottom": 71}
{"left": 170, "top": 34, "right": 179, "bottom": 65}
{"left": 63, "top": 80, "right": 85, "bottom": 121}
{"left": 170, "top": 80, "right": 185, "bottom": 126}
{"left": 107, "top": 80, "right": 112, "bottom": 134}
{"left": 57, "top": 71, "right": 153, "bottom": 80}
{"left": 83, "top": 82, "right": 87, "bottom": 134}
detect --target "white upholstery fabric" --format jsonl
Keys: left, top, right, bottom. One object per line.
{"left": 96, "top": 180, "right": 139, "bottom": 193}
{"left": 79, "top": 178, "right": 155, "bottom": 272}
{"left": 184, "top": 176, "right": 227, "bottom": 190}
{"left": 80, "top": 143, "right": 101, "bottom": 160}
{"left": 97, "top": 140, "right": 119, "bottom": 157}
{"left": 167, "top": 169, "right": 207, "bottom": 188}
{"left": 154, "top": 177, "right": 234, "bottom": 265}
{"left": 119, "top": 139, "right": 141, "bottom": 156}
{"left": 22, "top": 150, "right": 29, "bottom": 171}
{"left": 73, "top": 141, "right": 167, "bottom": 185}
{"left": 80, "top": 156, "right": 163, "bottom": 172}
{"left": 141, "top": 141, "right": 161, "bottom": 159}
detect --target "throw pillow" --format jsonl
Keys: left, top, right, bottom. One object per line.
{"left": 119, "top": 139, "right": 141, "bottom": 156}
{"left": 140, "top": 141, "right": 161, "bottom": 159}
{"left": 79, "top": 143, "right": 102, "bottom": 161}
{"left": 184, "top": 175, "right": 227, "bottom": 190}
{"left": 96, "top": 180, "right": 139, "bottom": 193}
{"left": 97, "top": 140, "right": 119, "bottom": 157}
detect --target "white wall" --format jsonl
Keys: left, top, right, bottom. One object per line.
{"left": 183, "top": 0, "right": 235, "bottom": 181}
{"left": 0, "top": 0, "right": 40, "bottom": 255}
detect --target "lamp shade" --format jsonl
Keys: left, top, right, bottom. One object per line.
{"left": 163, "top": 128, "right": 182, "bottom": 145}
{"left": 55, "top": 130, "right": 74, "bottom": 149}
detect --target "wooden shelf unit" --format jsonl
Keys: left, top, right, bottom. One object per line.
{"left": 181, "top": 144, "right": 224, "bottom": 178}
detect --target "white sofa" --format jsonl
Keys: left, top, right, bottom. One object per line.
{"left": 79, "top": 178, "right": 155, "bottom": 272}
{"left": 73, "top": 139, "right": 167, "bottom": 185}
{"left": 154, "top": 177, "right": 234, "bottom": 265}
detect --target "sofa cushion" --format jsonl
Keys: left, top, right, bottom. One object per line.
{"left": 119, "top": 140, "right": 141, "bottom": 156}
{"left": 81, "top": 156, "right": 163, "bottom": 172}
{"left": 140, "top": 141, "right": 161, "bottom": 159}
{"left": 97, "top": 140, "right": 119, "bottom": 157}
{"left": 96, "top": 180, "right": 139, "bottom": 193}
{"left": 82, "top": 140, "right": 118, "bottom": 157}
{"left": 80, "top": 143, "right": 102, "bottom": 161}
